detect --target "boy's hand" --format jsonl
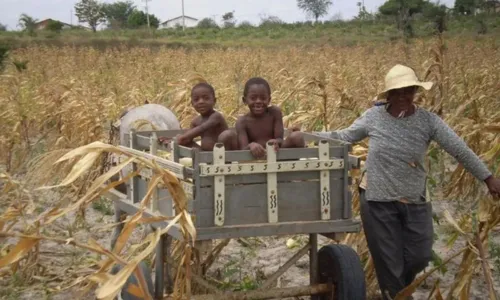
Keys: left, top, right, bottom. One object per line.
{"left": 485, "top": 176, "right": 500, "bottom": 199}
{"left": 249, "top": 142, "right": 266, "bottom": 159}
{"left": 267, "top": 139, "right": 281, "bottom": 152}
{"left": 158, "top": 137, "right": 172, "bottom": 145}
{"left": 175, "top": 134, "right": 191, "bottom": 145}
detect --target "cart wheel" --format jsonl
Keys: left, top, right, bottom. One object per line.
{"left": 318, "top": 244, "right": 366, "bottom": 300}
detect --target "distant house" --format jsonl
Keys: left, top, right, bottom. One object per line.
{"left": 34, "top": 19, "right": 89, "bottom": 31}
{"left": 484, "top": 0, "right": 500, "bottom": 13}
{"left": 159, "top": 16, "right": 198, "bottom": 29}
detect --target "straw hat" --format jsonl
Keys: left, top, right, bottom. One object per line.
{"left": 376, "top": 64, "right": 433, "bottom": 100}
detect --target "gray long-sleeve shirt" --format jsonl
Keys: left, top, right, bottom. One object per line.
{"left": 314, "top": 106, "right": 492, "bottom": 203}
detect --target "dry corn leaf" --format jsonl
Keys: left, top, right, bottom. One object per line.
{"left": 38, "top": 151, "right": 101, "bottom": 189}
{"left": 443, "top": 210, "right": 467, "bottom": 235}
{"left": 0, "top": 237, "right": 40, "bottom": 268}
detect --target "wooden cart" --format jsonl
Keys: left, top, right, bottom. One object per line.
{"left": 105, "top": 128, "right": 366, "bottom": 300}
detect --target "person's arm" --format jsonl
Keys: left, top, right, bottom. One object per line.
{"left": 430, "top": 113, "right": 492, "bottom": 181}
{"left": 313, "top": 110, "right": 370, "bottom": 143}
{"left": 235, "top": 117, "right": 250, "bottom": 150}
{"left": 178, "top": 113, "right": 222, "bottom": 143}
{"left": 270, "top": 106, "right": 285, "bottom": 146}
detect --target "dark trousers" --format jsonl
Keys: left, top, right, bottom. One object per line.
{"left": 359, "top": 190, "right": 434, "bottom": 300}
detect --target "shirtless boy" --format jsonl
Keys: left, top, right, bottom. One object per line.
{"left": 165, "top": 82, "right": 229, "bottom": 151}
{"left": 231, "top": 77, "right": 305, "bottom": 158}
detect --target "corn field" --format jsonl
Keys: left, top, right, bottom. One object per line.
{"left": 0, "top": 35, "right": 500, "bottom": 300}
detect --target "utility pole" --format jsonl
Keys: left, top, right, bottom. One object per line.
{"left": 182, "top": 0, "right": 185, "bottom": 31}
{"left": 143, "top": 0, "right": 151, "bottom": 29}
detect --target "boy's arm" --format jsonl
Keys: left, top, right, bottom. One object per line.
{"left": 270, "top": 106, "right": 285, "bottom": 146}
{"left": 235, "top": 117, "right": 250, "bottom": 150}
{"left": 179, "top": 113, "right": 222, "bottom": 142}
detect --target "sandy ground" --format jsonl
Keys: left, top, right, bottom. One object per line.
{"left": 1, "top": 191, "right": 500, "bottom": 300}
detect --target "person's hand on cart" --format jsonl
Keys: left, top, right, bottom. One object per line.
{"left": 249, "top": 142, "right": 266, "bottom": 159}
{"left": 267, "top": 138, "right": 283, "bottom": 152}
{"left": 485, "top": 176, "right": 500, "bottom": 199}
{"left": 158, "top": 136, "right": 172, "bottom": 145}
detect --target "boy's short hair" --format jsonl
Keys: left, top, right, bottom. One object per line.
{"left": 243, "top": 77, "right": 271, "bottom": 97}
{"left": 191, "top": 82, "right": 215, "bottom": 98}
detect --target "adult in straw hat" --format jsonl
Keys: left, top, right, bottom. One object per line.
{"left": 314, "top": 64, "right": 500, "bottom": 299}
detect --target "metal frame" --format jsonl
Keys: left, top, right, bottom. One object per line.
{"left": 105, "top": 128, "right": 362, "bottom": 299}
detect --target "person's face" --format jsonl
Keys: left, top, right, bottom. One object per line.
{"left": 243, "top": 84, "right": 270, "bottom": 117}
{"left": 191, "top": 86, "right": 215, "bottom": 115}
{"left": 387, "top": 86, "right": 418, "bottom": 111}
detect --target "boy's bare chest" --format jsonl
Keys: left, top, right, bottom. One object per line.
{"left": 246, "top": 115, "right": 274, "bottom": 139}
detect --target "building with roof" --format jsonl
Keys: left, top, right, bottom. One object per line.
{"left": 159, "top": 16, "right": 198, "bottom": 29}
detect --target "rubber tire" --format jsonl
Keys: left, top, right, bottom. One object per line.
{"left": 318, "top": 244, "right": 366, "bottom": 300}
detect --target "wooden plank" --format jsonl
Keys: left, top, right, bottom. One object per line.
{"left": 150, "top": 133, "right": 159, "bottom": 213}
{"left": 155, "top": 235, "right": 165, "bottom": 299}
{"left": 102, "top": 188, "right": 184, "bottom": 241}
{"left": 343, "top": 145, "right": 350, "bottom": 219}
{"left": 134, "top": 134, "right": 151, "bottom": 151}
{"left": 196, "top": 219, "right": 360, "bottom": 241}
{"left": 197, "top": 147, "right": 345, "bottom": 163}
{"left": 319, "top": 141, "right": 330, "bottom": 220}
{"left": 129, "top": 130, "right": 139, "bottom": 203}
{"left": 310, "top": 234, "right": 319, "bottom": 300}
{"left": 178, "top": 145, "right": 192, "bottom": 158}
{"left": 136, "top": 129, "right": 187, "bottom": 138}
{"left": 171, "top": 139, "right": 179, "bottom": 163}
{"left": 192, "top": 148, "right": 203, "bottom": 228}
{"left": 329, "top": 179, "right": 344, "bottom": 220}
{"left": 266, "top": 142, "right": 278, "bottom": 223}
{"left": 198, "top": 170, "right": 340, "bottom": 187}
{"left": 349, "top": 155, "right": 361, "bottom": 169}
{"left": 117, "top": 145, "right": 186, "bottom": 180}
{"left": 195, "top": 180, "right": 345, "bottom": 227}
{"left": 213, "top": 144, "right": 225, "bottom": 226}
{"left": 136, "top": 178, "right": 193, "bottom": 214}
{"left": 198, "top": 159, "right": 344, "bottom": 177}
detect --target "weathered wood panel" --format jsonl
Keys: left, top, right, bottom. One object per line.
{"left": 198, "top": 169, "right": 346, "bottom": 187}
{"left": 135, "top": 177, "right": 193, "bottom": 214}
{"left": 194, "top": 180, "right": 345, "bottom": 228}
{"left": 196, "top": 219, "right": 361, "bottom": 241}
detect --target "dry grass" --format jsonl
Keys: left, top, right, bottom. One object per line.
{"left": 0, "top": 35, "right": 499, "bottom": 299}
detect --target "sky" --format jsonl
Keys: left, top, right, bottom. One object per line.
{"left": 1, "top": 0, "right": 455, "bottom": 30}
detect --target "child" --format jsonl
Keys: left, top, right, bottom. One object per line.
{"left": 165, "top": 82, "right": 230, "bottom": 151}
{"left": 231, "top": 77, "right": 305, "bottom": 158}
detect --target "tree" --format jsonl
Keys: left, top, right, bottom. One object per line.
{"left": 297, "top": 0, "right": 333, "bottom": 22}
{"left": 378, "top": 0, "right": 427, "bottom": 17}
{"left": 0, "top": 23, "right": 7, "bottom": 31}
{"left": 454, "top": 0, "right": 476, "bottom": 15}
{"left": 356, "top": 2, "right": 372, "bottom": 20}
{"left": 197, "top": 18, "right": 219, "bottom": 29}
{"left": 127, "top": 10, "right": 159, "bottom": 29}
{"left": 259, "top": 15, "right": 284, "bottom": 27}
{"left": 74, "top": 0, "right": 105, "bottom": 32}
{"left": 102, "top": 1, "right": 135, "bottom": 29}
{"left": 423, "top": 2, "right": 448, "bottom": 33}
{"left": 18, "top": 14, "right": 38, "bottom": 36}
{"left": 222, "top": 11, "right": 236, "bottom": 28}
